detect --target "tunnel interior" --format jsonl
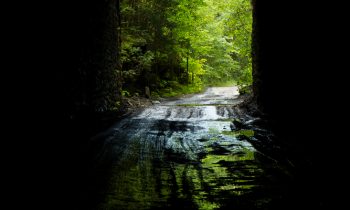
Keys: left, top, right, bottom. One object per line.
{"left": 31, "top": 0, "right": 346, "bottom": 209}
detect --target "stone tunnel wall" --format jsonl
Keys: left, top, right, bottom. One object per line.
{"left": 252, "top": 0, "right": 339, "bottom": 144}
{"left": 53, "top": 0, "right": 122, "bottom": 121}
{"left": 34, "top": 2, "right": 123, "bottom": 208}
{"left": 252, "top": 1, "right": 346, "bottom": 208}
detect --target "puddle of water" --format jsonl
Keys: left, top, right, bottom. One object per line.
{"left": 99, "top": 124, "right": 268, "bottom": 210}
{"left": 100, "top": 154, "right": 261, "bottom": 209}
{"left": 95, "top": 87, "right": 289, "bottom": 210}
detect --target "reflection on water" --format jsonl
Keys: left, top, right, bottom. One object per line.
{"left": 94, "top": 88, "right": 291, "bottom": 209}
{"left": 99, "top": 127, "right": 283, "bottom": 210}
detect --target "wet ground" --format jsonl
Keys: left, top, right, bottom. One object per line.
{"left": 89, "top": 87, "right": 295, "bottom": 210}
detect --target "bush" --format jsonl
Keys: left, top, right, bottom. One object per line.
{"left": 238, "top": 85, "right": 252, "bottom": 95}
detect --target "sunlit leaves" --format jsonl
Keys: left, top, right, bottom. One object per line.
{"left": 120, "top": 0, "right": 252, "bottom": 94}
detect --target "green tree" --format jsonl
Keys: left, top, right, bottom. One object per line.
{"left": 119, "top": 0, "right": 252, "bottom": 97}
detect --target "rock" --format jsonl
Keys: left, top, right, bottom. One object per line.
{"left": 145, "top": 86, "right": 150, "bottom": 98}
{"left": 210, "top": 145, "right": 231, "bottom": 155}
{"left": 211, "top": 142, "right": 220, "bottom": 147}
{"left": 197, "top": 138, "right": 209, "bottom": 142}
{"left": 245, "top": 119, "right": 255, "bottom": 125}
{"left": 244, "top": 118, "right": 266, "bottom": 128}
{"left": 230, "top": 118, "right": 243, "bottom": 130}
{"left": 236, "top": 134, "right": 250, "bottom": 141}
{"left": 152, "top": 100, "right": 161, "bottom": 104}
{"left": 127, "top": 100, "right": 133, "bottom": 106}
{"left": 197, "top": 151, "right": 207, "bottom": 159}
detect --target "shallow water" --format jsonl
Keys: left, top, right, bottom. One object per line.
{"left": 93, "top": 87, "right": 291, "bottom": 210}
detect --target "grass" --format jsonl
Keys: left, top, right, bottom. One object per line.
{"left": 156, "top": 83, "right": 204, "bottom": 98}
{"left": 206, "top": 80, "right": 237, "bottom": 87}
{"left": 153, "top": 79, "right": 240, "bottom": 99}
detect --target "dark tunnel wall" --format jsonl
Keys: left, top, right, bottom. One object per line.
{"left": 252, "top": 2, "right": 348, "bottom": 142}
{"left": 252, "top": 0, "right": 347, "bottom": 208}
{"left": 252, "top": 0, "right": 343, "bottom": 146}
{"left": 28, "top": 1, "right": 123, "bottom": 209}
{"left": 252, "top": 0, "right": 327, "bottom": 127}
{"left": 25, "top": 0, "right": 347, "bottom": 209}
{"left": 52, "top": 0, "right": 122, "bottom": 121}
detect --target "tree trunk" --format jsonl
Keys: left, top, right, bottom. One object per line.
{"left": 192, "top": 71, "right": 194, "bottom": 84}
{"left": 186, "top": 56, "right": 189, "bottom": 84}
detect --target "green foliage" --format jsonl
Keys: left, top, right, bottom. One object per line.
{"left": 157, "top": 81, "right": 203, "bottom": 98}
{"left": 120, "top": 0, "right": 252, "bottom": 97}
{"left": 221, "top": 129, "right": 255, "bottom": 137}
{"left": 238, "top": 84, "right": 252, "bottom": 95}
{"left": 194, "top": 0, "right": 253, "bottom": 86}
{"left": 121, "top": 90, "right": 130, "bottom": 97}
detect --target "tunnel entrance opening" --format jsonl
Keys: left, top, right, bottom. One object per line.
{"left": 119, "top": 0, "right": 253, "bottom": 99}
{"left": 87, "top": 1, "right": 262, "bottom": 209}
{"left": 32, "top": 0, "right": 345, "bottom": 209}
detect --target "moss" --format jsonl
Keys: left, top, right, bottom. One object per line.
{"left": 208, "top": 128, "right": 220, "bottom": 134}
{"left": 221, "top": 130, "right": 255, "bottom": 137}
